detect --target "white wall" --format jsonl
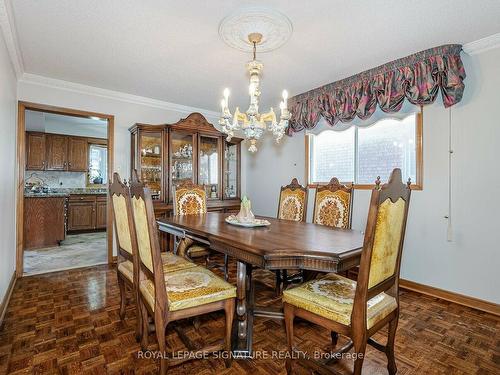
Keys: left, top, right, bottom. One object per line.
{"left": 245, "top": 47, "right": 500, "bottom": 304}
{"left": 0, "top": 32, "right": 17, "bottom": 302}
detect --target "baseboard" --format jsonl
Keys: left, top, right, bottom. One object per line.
{"left": 400, "top": 279, "right": 500, "bottom": 317}
{"left": 0, "top": 272, "right": 17, "bottom": 328}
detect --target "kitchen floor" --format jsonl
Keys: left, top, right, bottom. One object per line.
{"left": 23, "top": 232, "right": 107, "bottom": 275}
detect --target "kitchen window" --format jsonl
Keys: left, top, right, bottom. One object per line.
{"left": 306, "top": 112, "right": 423, "bottom": 189}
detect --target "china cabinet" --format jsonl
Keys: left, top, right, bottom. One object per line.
{"left": 130, "top": 113, "right": 242, "bottom": 217}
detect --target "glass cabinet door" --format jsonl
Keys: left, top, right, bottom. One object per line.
{"left": 199, "top": 136, "right": 220, "bottom": 199}
{"left": 139, "top": 131, "right": 163, "bottom": 201}
{"left": 223, "top": 140, "right": 239, "bottom": 199}
{"left": 170, "top": 132, "right": 195, "bottom": 195}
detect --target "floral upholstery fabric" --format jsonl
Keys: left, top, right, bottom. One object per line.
{"left": 160, "top": 252, "right": 196, "bottom": 273}
{"left": 117, "top": 260, "right": 134, "bottom": 282}
{"left": 131, "top": 196, "right": 154, "bottom": 272}
{"left": 112, "top": 194, "right": 133, "bottom": 254}
{"left": 313, "top": 189, "right": 351, "bottom": 229}
{"left": 140, "top": 265, "right": 236, "bottom": 312}
{"left": 368, "top": 198, "right": 406, "bottom": 288}
{"left": 278, "top": 188, "right": 307, "bottom": 222}
{"left": 174, "top": 186, "right": 207, "bottom": 216}
{"left": 283, "top": 273, "right": 397, "bottom": 329}
{"left": 117, "top": 254, "right": 194, "bottom": 284}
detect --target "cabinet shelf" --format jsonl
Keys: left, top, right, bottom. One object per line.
{"left": 130, "top": 113, "right": 241, "bottom": 212}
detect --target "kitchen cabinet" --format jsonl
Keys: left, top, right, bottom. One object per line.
{"left": 25, "top": 131, "right": 106, "bottom": 172}
{"left": 67, "top": 194, "right": 107, "bottom": 232}
{"left": 24, "top": 196, "right": 66, "bottom": 250}
{"left": 46, "top": 134, "right": 68, "bottom": 170}
{"left": 67, "top": 137, "right": 88, "bottom": 171}
{"left": 26, "top": 132, "right": 46, "bottom": 170}
{"left": 95, "top": 197, "right": 107, "bottom": 229}
{"left": 130, "top": 113, "right": 241, "bottom": 217}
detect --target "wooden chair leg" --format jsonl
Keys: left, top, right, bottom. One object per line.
{"left": 224, "top": 254, "right": 229, "bottom": 281}
{"left": 135, "top": 293, "right": 142, "bottom": 342}
{"left": 117, "top": 274, "right": 126, "bottom": 320}
{"left": 140, "top": 301, "right": 149, "bottom": 351}
{"left": 224, "top": 299, "right": 235, "bottom": 368}
{"left": 275, "top": 270, "right": 282, "bottom": 296}
{"left": 155, "top": 312, "right": 168, "bottom": 375}
{"left": 353, "top": 337, "right": 367, "bottom": 375}
{"left": 330, "top": 331, "right": 339, "bottom": 348}
{"left": 386, "top": 317, "right": 399, "bottom": 375}
{"left": 284, "top": 303, "right": 295, "bottom": 375}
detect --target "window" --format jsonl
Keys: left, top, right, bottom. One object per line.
{"left": 307, "top": 112, "right": 422, "bottom": 189}
{"left": 87, "top": 144, "right": 108, "bottom": 186}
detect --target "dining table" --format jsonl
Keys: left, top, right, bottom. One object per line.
{"left": 157, "top": 212, "right": 365, "bottom": 357}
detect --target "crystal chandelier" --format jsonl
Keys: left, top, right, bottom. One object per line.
{"left": 219, "top": 33, "right": 290, "bottom": 153}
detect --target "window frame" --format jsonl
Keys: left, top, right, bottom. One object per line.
{"left": 305, "top": 111, "right": 423, "bottom": 190}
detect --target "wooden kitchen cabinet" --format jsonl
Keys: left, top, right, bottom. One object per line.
{"left": 95, "top": 197, "right": 107, "bottom": 229}
{"left": 46, "top": 134, "right": 68, "bottom": 170}
{"left": 24, "top": 196, "right": 66, "bottom": 249}
{"left": 67, "top": 137, "right": 88, "bottom": 171}
{"left": 67, "top": 195, "right": 107, "bottom": 232}
{"left": 67, "top": 201, "right": 95, "bottom": 231}
{"left": 26, "top": 132, "right": 46, "bottom": 170}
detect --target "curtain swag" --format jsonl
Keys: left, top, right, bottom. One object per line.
{"left": 288, "top": 44, "right": 466, "bottom": 134}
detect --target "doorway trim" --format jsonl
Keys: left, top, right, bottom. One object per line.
{"left": 16, "top": 101, "right": 115, "bottom": 277}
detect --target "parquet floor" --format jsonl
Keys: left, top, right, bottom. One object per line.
{"left": 0, "top": 258, "right": 499, "bottom": 374}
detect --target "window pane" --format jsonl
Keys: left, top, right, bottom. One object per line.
{"left": 310, "top": 128, "right": 355, "bottom": 183}
{"left": 357, "top": 114, "right": 416, "bottom": 184}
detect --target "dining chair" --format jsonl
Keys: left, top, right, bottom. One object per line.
{"left": 173, "top": 180, "right": 229, "bottom": 280}
{"left": 275, "top": 178, "right": 308, "bottom": 294}
{"left": 109, "top": 172, "right": 142, "bottom": 341}
{"left": 283, "top": 168, "right": 411, "bottom": 375}
{"left": 129, "top": 177, "right": 236, "bottom": 375}
{"left": 110, "top": 172, "right": 197, "bottom": 343}
{"left": 313, "top": 177, "right": 353, "bottom": 229}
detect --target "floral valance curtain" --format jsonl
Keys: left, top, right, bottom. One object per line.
{"left": 288, "top": 44, "right": 466, "bottom": 134}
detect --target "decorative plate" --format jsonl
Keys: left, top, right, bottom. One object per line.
{"left": 225, "top": 215, "right": 271, "bottom": 227}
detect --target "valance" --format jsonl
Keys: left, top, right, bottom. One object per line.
{"left": 288, "top": 44, "right": 466, "bottom": 134}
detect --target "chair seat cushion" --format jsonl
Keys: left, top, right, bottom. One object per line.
{"left": 117, "top": 260, "right": 134, "bottom": 282}
{"left": 140, "top": 265, "right": 236, "bottom": 312}
{"left": 283, "top": 273, "right": 397, "bottom": 329}
{"left": 187, "top": 244, "right": 210, "bottom": 258}
{"left": 160, "top": 252, "right": 196, "bottom": 273}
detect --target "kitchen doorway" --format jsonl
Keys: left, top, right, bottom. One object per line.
{"left": 16, "top": 102, "right": 114, "bottom": 276}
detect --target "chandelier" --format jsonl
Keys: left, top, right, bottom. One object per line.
{"left": 218, "top": 33, "right": 290, "bottom": 153}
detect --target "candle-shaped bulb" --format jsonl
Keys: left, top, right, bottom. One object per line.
{"left": 282, "top": 90, "right": 288, "bottom": 100}
{"left": 249, "top": 83, "right": 255, "bottom": 96}
{"left": 220, "top": 99, "right": 226, "bottom": 110}
{"left": 223, "top": 88, "right": 230, "bottom": 99}
{"left": 279, "top": 101, "right": 285, "bottom": 110}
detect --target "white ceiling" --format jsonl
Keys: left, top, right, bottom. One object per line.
{"left": 11, "top": 0, "right": 500, "bottom": 112}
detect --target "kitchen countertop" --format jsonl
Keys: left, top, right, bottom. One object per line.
{"left": 24, "top": 188, "right": 107, "bottom": 198}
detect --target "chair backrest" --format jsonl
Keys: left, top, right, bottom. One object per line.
{"left": 312, "top": 177, "right": 353, "bottom": 229}
{"left": 109, "top": 173, "right": 140, "bottom": 283}
{"left": 172, "top": 180, "right": 207, "bottom": 216}
{"left": 277, "top": 178, "right": 308, "bottom": 222}
{"left": 352, "top": 169, "right": 411, "bottom": 326}
{"left": 129, "top": 170, "right": 169, "bottom": 312}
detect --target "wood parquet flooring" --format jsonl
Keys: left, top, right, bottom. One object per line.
{"left": 0, "top": 257, "right": 499, "bottom": 374}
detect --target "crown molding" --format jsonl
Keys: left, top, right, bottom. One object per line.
{"left": 463, "top": 32, "right": 500, "bottom": 55}
{"left": 0, "top": 0, "right": 24, "bottom": 78}
{"left": 20, "top": 73, "right": 220, "bottom": 119}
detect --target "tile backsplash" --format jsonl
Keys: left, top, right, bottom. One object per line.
{"left": 25, "top": 171, "right": 87, "bottom": 188}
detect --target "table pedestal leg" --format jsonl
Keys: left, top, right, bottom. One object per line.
{"left": 233, "top": 260, "right": 253, "bottom": 357}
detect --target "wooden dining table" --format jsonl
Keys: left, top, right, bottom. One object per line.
{"left": 157, "top": 212, "right": 365, "bottom": 357}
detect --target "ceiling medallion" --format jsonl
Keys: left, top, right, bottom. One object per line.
{"left": 218, "top": 7, "right": 293, "bottom": 53}
{"left": 218, "top": 8, "right": 293, "bottom": 152}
